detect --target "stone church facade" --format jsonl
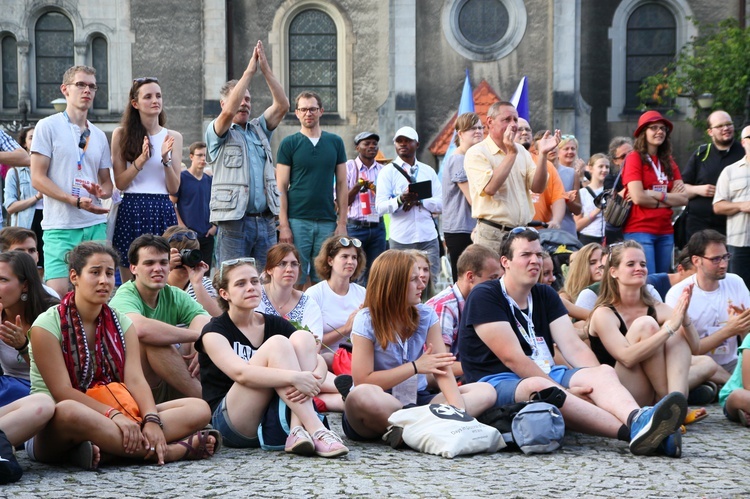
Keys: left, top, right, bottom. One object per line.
{"left": 0, "top": 1, "right": 744, "bottom": 167}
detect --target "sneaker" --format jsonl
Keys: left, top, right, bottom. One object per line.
{"left": 311, "top": 428, "right": 349, "bottom": 458}
{"left": 284, "top": 426, "right": 314, "bottom": 456}
{"left": 629, "top": 391, "right": 687, "bottom": 456}
{"left": 334, "top": 375, "right": 353, "bottom": 401}
{"left": 656, "top": 430, "right": 682, "bottom": 458}
{"left": 0, "top": 430, "right": 22, "bottom": 484}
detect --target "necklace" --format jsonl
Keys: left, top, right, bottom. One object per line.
{"left": 267, "top": 284, "right": 294, "bottom": 314}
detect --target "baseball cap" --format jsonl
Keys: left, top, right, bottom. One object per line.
{"left": 393, "top": 126, "right": 419, "bottom": 143}
{"left": 354, "top": 131, "right": 380, "bottom": 145}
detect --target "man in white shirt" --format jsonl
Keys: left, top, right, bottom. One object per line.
{"left": 375, "top": 126, "right": 442, "bottom": 284}
{"left": 665, "top": 229, "right": 750, "bottom": 385}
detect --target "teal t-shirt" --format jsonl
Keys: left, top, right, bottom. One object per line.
{"left": 29, "top": 306, "right": 134, "bottom": 397}
{"left": 276, "top": 131, "right": 346, "bottom": 221}
{"left": 719, "top": 333, "right": 750, "bottom": 406}
{"left": 109, "top": 280, "right": 209, "bottom": 327}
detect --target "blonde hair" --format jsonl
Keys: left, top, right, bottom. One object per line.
{"left": 562, "top": 243, "right": 603, "bottom": 302}
{"left": 593, "top": 240, "right": 656, "bottom": 311}
{"left": 453, "top": 112, "right": 480, "bottom": 147}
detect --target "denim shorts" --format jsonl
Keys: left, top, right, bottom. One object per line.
{"left": 480, "top": 365, "right": 581, "bottom": 407}
{"left": 211, "top": 397, "right": 261, "bottom": 448}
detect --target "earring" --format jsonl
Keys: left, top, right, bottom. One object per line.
{"left": 21, "top": 293, "right": 28, "bottom": 302}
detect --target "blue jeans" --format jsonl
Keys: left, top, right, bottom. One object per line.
{"left": 624, "top": 232, "right": 673, "bottom": 274}
{"left": 729, "top": 245, "right": 750, "bottom": 291}
{"left": 216, "top": 215, "right": 277, "bottom": 270}
{"left": 347, "top": 221, "right": 387, "bottom": 286}
{"left": 289, "top": 218, "right": 336, "bottom": 284}
{"left": 389, "top": 237, "right": 440, "bottom": 290}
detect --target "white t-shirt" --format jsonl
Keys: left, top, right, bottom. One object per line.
{"left": 579, "top": 185, "right": 605, "bottom": 238}
{"left": 576, "top": 284, "right": 662, "bottom": 310}
{"left": 665, "top": 273, "right": 749, "bottom": 367}
{"left": 305, "top": 280, "right": 366, "bottom": 346}
{"left": 31, "top": 113, "right": 112, "bottom": 229}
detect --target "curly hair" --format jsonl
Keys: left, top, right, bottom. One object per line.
{"left": 313, "top": 235, "right": 366, "bottom": 282}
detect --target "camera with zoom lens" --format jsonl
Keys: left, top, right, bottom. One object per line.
{"left": 179, "top": 249, "right": 203, "bottom": 268}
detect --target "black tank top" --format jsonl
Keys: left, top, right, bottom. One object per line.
{"left": 589, "top": 305, "right": 657, "bottom": 367}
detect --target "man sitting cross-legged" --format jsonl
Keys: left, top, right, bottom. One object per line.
{"left": 110, "top": 234, "right": 209, "bottom": 402}
{"left": 459, "top": 227, "right": 688, "bottom": 457}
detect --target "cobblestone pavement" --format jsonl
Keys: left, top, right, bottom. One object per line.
{"left": 3, "top": 404, "right": 748, "bottom": 498}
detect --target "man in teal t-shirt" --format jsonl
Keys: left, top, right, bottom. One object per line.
{"left": 109, "top": 234, "right": 209, "bottom": 402}
{"left": 276, "top": 91, "right": 348, "bottom": 286}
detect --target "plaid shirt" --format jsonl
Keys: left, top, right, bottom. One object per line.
{"left": 425, "top": 284, "right": 465, "bottom": 355}
{"left": 0, "top": 130, "right": 21, "bottom": 153}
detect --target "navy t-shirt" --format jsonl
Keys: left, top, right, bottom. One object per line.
{"left": 459, "top": 281, "right": 568, "bottom": 383}
{"left": 196, "top": 311, "right": 297, "bottom": 412}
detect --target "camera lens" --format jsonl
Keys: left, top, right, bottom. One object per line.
{"left": 179, "top": 249, "right": 203, "bottom": 267}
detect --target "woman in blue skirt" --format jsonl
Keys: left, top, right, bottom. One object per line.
{"left": 111, "top": 77, "right": 182, "bottom": 281}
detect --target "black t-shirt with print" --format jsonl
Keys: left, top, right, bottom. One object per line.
{"left": 196, "top": 311, "right": 297, "bottom": 412}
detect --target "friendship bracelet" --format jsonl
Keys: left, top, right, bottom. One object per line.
{"left": 661, "top": 191, "right": 667, "bottom": 202}
{"left": 141, "top": 413, "right": 164, "bottom": 429}
{"left": 664, "top": 323, "right": 676, "bottom": 337}
{"left": 411, "top": 361, "right": 418, "bottom": 375}
{"left": 76, "top": 197, "right": 81, "bottom": 209}
{"left": 104, "top": 407, "right": 118, "bottom": 418}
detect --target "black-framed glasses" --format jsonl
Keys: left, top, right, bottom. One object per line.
{"left": 647, "top": 125, "right": 668, "bottom": 133}
{"left": 613, "top": 152, "right": 630, "bottom": 161}
{"left": 219, "top": 257, "right": 256, "bottom": 280}
{"left": 69, "top": 81, "right": 98, "bottom": 91}
{"left": 78, "top": 128, "right": 91, "bottom": 149}
{"left": 133, "top": 77, "right": 159, "bottom": 85}
{"left": 339, "top": 237, "right": 362, "bottom": 248}
{"left": 168, "top": 231, "right": 197, "bottom": 243}
{"left": 296, "top": 107, "right": 320, "bottom": 114}
{"left": 699, "top": 253, "right": 731, "bottom": 265}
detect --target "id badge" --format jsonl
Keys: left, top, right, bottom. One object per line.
{"left": 72, "top": 176, "right": 86, "bottom": 198}
{"left": 391, "top": 375, "right": 418, "bottom": 405}
{"left": 653, "top": 183, "right": 667, "bottom": 194}
{"left": 532, "top": 336, "right": 554, "bottom": 374}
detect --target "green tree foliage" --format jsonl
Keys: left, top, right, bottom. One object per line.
{"left": 638, "top": 19, "right": 750, "bottom": 128}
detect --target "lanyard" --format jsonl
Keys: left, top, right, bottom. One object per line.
{"left": 646, "top": 155, "right": 666, "bottom": 184}
{"left": 499, "top": 277, "right": 539, "bottom": 354}
{"left": 63, "top": 111, "right": 89, "bottom": 171}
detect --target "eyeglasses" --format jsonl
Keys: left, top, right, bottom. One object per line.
{"left": 133, "top": 77, "right": 159, "bottom": 84}
{"left": 69, "top": 81, "right": 98, "bottom": 91}
{"left": 276, "top": 260, "right": 301, "bottom": 269}
{"left": 296, "top": 107, "right": 320, "bottom": 114}
{"left": 647, "top": 125, "right": 668, "bottom": 133}
{"left": 78, "top": 128, "right": 90, "bottom": 149}
{"left": 219, "top": 257, "right": 256, "bottom": 280}
{"left": 338, "top": 237, "right": 362, "bottom": 248}
{"left": 710, "top": 122, "right": 734, "bottom": 130}
{"left": 698, "top": 253, "right": 731, "bottom": 265}
{"left": 516, "top": 127, "right": 532, "bottom": 132}
{"left": 167, "top": 231, "right": 197, "bottom": 243}
{"left": 466, "top": 126, "right": 485, "bottom": 132}
{"left": 613, "top": 152, "right": 630, "bottom": 161}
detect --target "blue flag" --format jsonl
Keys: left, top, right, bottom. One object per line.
{"left": 510, "top": 76, "right": 529, "bottom": 121}
{"left": 442, "top": 69, "right": 475, "bottom": 166}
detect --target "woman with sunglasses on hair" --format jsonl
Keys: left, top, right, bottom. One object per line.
{"left": 28, "top": 242, "right": 219, "bottom": 470}
{"left": 305, "top": 235, "right": 366, "bottom": 360}
{"left": 622, "top": 111, "right": 688, "bottom": 274}
{"left": 341, "top": 250, "right": 496, "bottom": 441}
{"left": 162, "top": 226, "right": 222, "bottom": 317}
{"left": 195, "top": 258, "right": 348, "bottom": 457}
{"left": 111, "top": 77, "right": 182, "bottom": 282}
{"left": 587, "top": 241, "right": 709, "bottom": 426}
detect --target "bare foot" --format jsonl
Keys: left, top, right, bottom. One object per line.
{"left": 92, "top": 444, "right": 101, "bottom": 469}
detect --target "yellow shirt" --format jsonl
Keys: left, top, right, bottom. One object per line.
{"left": 464, "top": 136, "right": 538, "bottom": 226}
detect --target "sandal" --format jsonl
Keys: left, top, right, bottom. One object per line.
{"left": 684, "top": 407, "right": 709, "bottom": 425}
{"left": 69, "top": 441, "right": 96, "bottom": 470}
{"left": 176, "top": 429, "right": 223, "bottom": 461}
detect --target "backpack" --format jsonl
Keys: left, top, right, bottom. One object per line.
{"left": 258, "top": 395, "right": 329, "bottom": 451}
{"left": 477, "top": 386, "right": 566, "bottom": 454}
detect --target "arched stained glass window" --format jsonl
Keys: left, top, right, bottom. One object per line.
{"left": 289, "top": 9, "right": 337, "bottom": 110}
{"left": 35, "top": 12, "right": 74, "bottom": 109}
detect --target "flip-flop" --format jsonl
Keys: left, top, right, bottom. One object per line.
{"left": 684, "top": 407, "right": 709, "bottom": 425}
{"left": 176, "top": 429, "right": 222, "bottom": 460}
{"left": 69, "top": 441, "right": 96, "bottom": 470}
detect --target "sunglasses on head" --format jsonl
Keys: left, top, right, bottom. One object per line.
{"left": 509, "top": 226, "right": 539, "bottom": 235}
{"left": 219, "top": 257, "right": 256, "bottom": 280}
{"left": 133, "top": 77, "right": 159, "bottom": 85}
{"left": 339, "top": 237, "right": 362, "bottom": 248}
{"left": 167, "top": 231, "right": 197, "bottom": 243}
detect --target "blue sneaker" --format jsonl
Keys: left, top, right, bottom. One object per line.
{"left": 629, "top": 392, "right": 687, "bottom": 456}
{"left": 656, "top": 430, "right": 682, "bottom": 458}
